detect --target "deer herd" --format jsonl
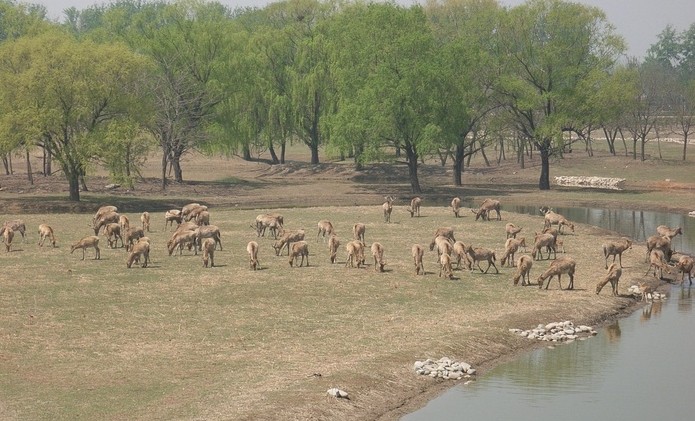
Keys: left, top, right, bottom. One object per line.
{"left": 1, "top": 197, "right": 691, "bottom": 302}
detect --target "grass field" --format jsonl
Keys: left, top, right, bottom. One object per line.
{"left": 0, "top": 203, "right": 653, "bottom": 420}
{"left": 0, "top": 139, "right": 693, "bottom": 420}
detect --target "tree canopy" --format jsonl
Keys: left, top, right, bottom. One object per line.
{"left": 1, "top": 0, "right": 693, "bottom": 200}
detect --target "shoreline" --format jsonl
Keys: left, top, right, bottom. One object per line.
{"left": 371, "top": 210, "right": 667, "bottom": 421}
{"left": 375, "top": 294, "right": 647, "bottom": 420}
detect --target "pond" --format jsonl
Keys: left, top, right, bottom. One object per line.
{"left": 403, "top": 207, "right": 695, "bottom": 421}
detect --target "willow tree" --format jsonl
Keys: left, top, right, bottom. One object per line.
{"left": 0, "top": 31, "right": 152, "bottom": 201}
{"left": 425, "top": 0, "right": 502, "bottom": 186}
{"left": 85, "top": 0, "right": 231, "bottom": 188}
{"left": 327, "top": 2, "right": 438, "bottom": 193}
{"left": 496, "top": 0, "right": 624, "bottom": 189}
{"left": 0, "top": 0, "right": 50, "bottom": 177}
{"left": 284, "top": 0, "right": 336, "bottom": 165}
{"left": 209, "top": 4, "right": 297, "bottom": 164}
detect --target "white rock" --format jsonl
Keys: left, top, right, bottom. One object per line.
{"left": 327, "top": 388, "right": 349, "bottom": 399}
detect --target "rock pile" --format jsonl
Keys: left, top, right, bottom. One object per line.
{"left": 413, "top": 357, "right": 476, "bottom": 380}
{"left": 509, "top": 321, "right": 597, "bottom": 342}
{"left": 554, "top": 176, "right": 625, "bottom": 190}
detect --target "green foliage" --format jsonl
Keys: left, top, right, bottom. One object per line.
{"left": 646, "top": 23, "right": 695, "bottom": 79}
{"left": 495, "top": 0, "right": 624, "bottom": 188}
{"left": 0, "top": 0, "right": 684, "bottom": 195}
{"left": 97, "top": 119, "right": 155, "bottom": 188}
{"left": 0, "top": 30, "right": 154, "bottom": 199}
{"left": 326, "top": 2, "right": 439, "bottom": 191}
{"left": 0, "top": 0, "right": 49, "bottom": 42}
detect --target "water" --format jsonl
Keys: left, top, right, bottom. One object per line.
{"left": 403, "top": 207, "right": 695, "bottom": 421}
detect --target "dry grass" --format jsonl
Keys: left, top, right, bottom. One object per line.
{"left": 1, "top": 138, "right": 692, "bottom": 419}
{"left": 0, "top": 203, "right": 654, "bottom": 420}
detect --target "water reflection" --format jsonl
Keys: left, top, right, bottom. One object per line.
{"left": 604, "top": 321, "right": 621, "bottom": 343}
{"left": 640, "top": 300, "right": 663, "bottom": 322}
{"left": 509, "top": 206, "right": 692, "bottom": 253}
{"left": 678, "top": 286, "right": 692, "bottom": 313}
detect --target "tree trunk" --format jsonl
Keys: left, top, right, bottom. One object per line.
{"left": 683, "top": 133, "right": 689, "bottom": 161}
{"left": 172, "top": 156, "right": 183, "bottom": 182}
{"left": 354, "top": 143, "right": 364, "bottom": 171}
{"left": 632, "top": 139, "right": 637, "bottom": 160}
{"left": 640, "top": 137, "right": 646, "bottom": 161}
{"left": 404, "top": 143, "right": 422, "bottom": 194}
{"left": 310, "top": 144, "right": 319, "bottom": 165}
{"left": 43, "top": 145, "right": 52, "bottom": 175}
{"left": 161, "top": 152, "right": 168, "bottom": 190}
{"left": 79, "top": 174, "right": 88, "bottom": 192}
{"left": 26, "top": 149, "right": 33, "bottom": 185}
{"left": 68, "top": 172, "right": 80, "bottom": 201}
{"left": 280, "top": 140, "right": 286, "bottom": 164}
{"left": 243, "top": 144, "right": 251, "bottom": 161}
{"left": 497, "top": 136, "right": 505, "bottom": 163}
{"left": 603, "top": 127, "right": 616, "bottom": 155}
{"left": 125, "top": 144, "right": 132, "bottom": 178}
{"left": 538, "top": 142, "right": 551, "bottom": 190}
{"left": 453, "top": 143, "right": 465, "bottom": 186}
{"left": 268, "top": 140, "right": 279, "bottom": 164}
{"left": 308, "top": 121, "right": 320, "bottom": 165}
{"left": 479, "top": 137, "right": 490, "bottom": 167}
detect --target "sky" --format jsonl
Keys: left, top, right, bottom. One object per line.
{"left": 27, "top": 0, "right": 694, "bottom": 58}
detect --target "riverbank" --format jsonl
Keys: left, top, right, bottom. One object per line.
{"left": 372, "top": 210, "right": 671, "bottom": 421}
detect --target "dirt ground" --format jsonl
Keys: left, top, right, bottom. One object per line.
{"left": 1, "top": 148, "right": 693, "bottom": 215}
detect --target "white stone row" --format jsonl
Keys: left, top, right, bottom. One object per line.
{"left": 554, "top": 176, "right": 625, "bottom": 190}
{"left": 509, "top": 320, "right": 597, "bottom": 342}
{"left": 413, "top": 357, "right": 476, "bottom": 380}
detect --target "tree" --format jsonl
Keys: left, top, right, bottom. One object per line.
{"left": 327, "top": 3, "right": 438, "bottom": 193}
{"left": 0, "top": 0, "right": 48, "bottom": 42}
{"left": 0, "top": 31, "right": 153, "bottom": 201}
{"left": 90, "top": 0, "right": 229, "bottom": 188}
{"left": 622, "top": 60, "right": 666, "bottom": 161}
{"left": 495, "top": 0, "right": 624, "bottom": 189}
{"left": 210, "top": 4, "right": 298, "bottom": 164}
{"left": 0, "top": 0, "right": 51, "bottom": 179}
{"left": 647, "top": 23, "right": 695, "bottom": 160}
{"left": 425, "top": 0, "right": 501, "bottom": 186}
{"left": 580, "top": 65, "right": 638, "bottom": 156}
